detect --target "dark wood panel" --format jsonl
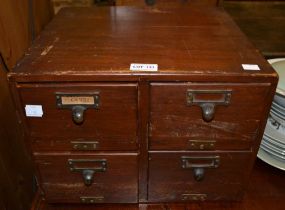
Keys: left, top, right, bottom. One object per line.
{"left": 148, "top": 151, "right": 252, "bottom": 202}
{"left": 35, "top": 153, "right": 138, "bottom": 203}
{"left": 8, "top": 6, "right": 275, "bottom": 82}
{"left": 224, "top": 1, "right": 285, "bottom": 57}
{"left": 0, "top": 0, "right": 30, "bottom": 69}
{"left": 0, "top": 58, "right": 34, "bottom": 210}
{"left": 0, "top": 2, "right": 54, "bottom": 209}
{"left": 33, "top": 0, "right": 54, "bottom": 36}
{"left": 18, "top": 83, "right": 138, "bottom": 140}
{"left": 150, "top": 83, "right": 271, "bottom": 150}
{"left": 33, "top": 159, "right": 285, "bottom": 210}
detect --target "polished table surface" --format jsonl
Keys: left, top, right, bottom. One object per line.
{"left": 32, "top": 159, "right": 285, "bottom": 210}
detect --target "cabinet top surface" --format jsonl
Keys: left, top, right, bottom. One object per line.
{"left": 10, "top": 5, "right": 277, "bottom": 82}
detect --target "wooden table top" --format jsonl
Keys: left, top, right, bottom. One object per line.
{"left": 10, "top": 5, "right": 276, "bottom": 82}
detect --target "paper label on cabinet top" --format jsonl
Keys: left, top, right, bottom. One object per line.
{"left": 25, "top": 105, "right": 43, "bottom": 117}
{"left": 130, "top": 63, "right": 158, "bottom": 71}
{"left": 242, "top": 64, "right": 260, "bottom": 71}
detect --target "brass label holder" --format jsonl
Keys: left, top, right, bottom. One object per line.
{"left": 181, "top": 156, "right": 220, "bottom": 181}
{"left": 186, "top": 89, "right": 232, "bottom": 122}
{"left": 68, "top": 159, "right": 107, "bottom": 186}
{"left": 56, "top": 92, "right": 100, "bottom": 124}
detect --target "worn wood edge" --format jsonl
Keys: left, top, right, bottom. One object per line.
{"left": 138, "top": 80, "right": 150, "bottom": 202}
{"left": 30, "top": 191, "right": 44, "bottom": 210}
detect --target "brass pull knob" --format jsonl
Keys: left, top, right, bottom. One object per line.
{"left": 193, "top": 168, "right": 205, "bottom": 181}
{"left": 201, "top": 103, "right": 215, "bottom": 122}
{"left": 181, "top": 156, "right": 220, "bottom": 182}
{"left": 72, "top": 106, "right": 86, "bottom": 124}
{"left": 82, "top": 169, "right": 95, "bottom": 186}
{"left": 68, "top": 159, "right": 107, "bottom": 186}
{"left": 186, "top": 90, "right": 231, "bottom": 123}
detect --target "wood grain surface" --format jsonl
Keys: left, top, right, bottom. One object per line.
{"left": 32, "top": 159, "right": 285, "bottom": 210}
{"left": 8, "top": 4, "right": 279, "bottom": 208}
{"left": 9, "top": 5, "right": 276, "bottom": 82}
{"left": 0, "top": 1, "right": 53, "bottom": 210}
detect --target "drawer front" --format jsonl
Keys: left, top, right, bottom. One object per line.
{"left": 30, "top": 136, "right": 137, "bottom": 152}
{"left": 18, "top": 83, "right": 138, "bottom": 150}
{"left": 35, "top": 153, "right": 138, "bottom": 203}
{"left": 150, "top": 83, "right": 271, "bottom": 150}
{"left": 148, "top": 151, "right": 252, "bottom": 202}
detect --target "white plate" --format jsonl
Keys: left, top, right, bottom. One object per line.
{"left": 270, "top": 110, "right": 285, "bottom": 125}
{"left": 261, "top": 139, "right": 285, "bottom": 156}
{"left": 272, "top": 101, "right": 285, "bottom": 113}
{"left": 257, "top": 148, "right": 285, "bottom": 171}
{"left": 264, "top": 118, "right": 285, "bottom": 144}
{"left": 263, "top": 135, "right": 285, "bottom": 149}
{"left": 260, "top": 144, "right": 285, "bottom": 161}
{"left": 268, "top": 58, "right": 285, "bottom": 96}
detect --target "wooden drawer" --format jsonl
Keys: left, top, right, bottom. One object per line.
{"left": 150, "top": 83, "right": 271, "bottom": 150}
{"left": 35, "top": 153, "right": 138, "bottom": 203}
{"left": 30, "top": 136, "right": 137, "bottom": 152}
{"left": 148, "top": 151, "right": 252, "bottom": 202}
{"left": 18, "top": 83, "right": 138, "bottom": 150}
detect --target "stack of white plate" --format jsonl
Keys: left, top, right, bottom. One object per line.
{"left": 258, "top": 58, "right": 285, "bottom": 170}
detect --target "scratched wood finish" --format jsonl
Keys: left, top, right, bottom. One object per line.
{"left": 35, "top": 153, "right": 138, "bottom": 203}
{"left": 148, "top": 151, "right": 252, "bottom": 202}
{"left": 8, "top": 5, "right": 278, "bottom": 206}
{"left": 31, "top": 160, "right": 285, "bottom": 210}
{"left": 8, "top": 6, "right": 276, "bottom": 83}
{"left": 18, "top": 83, "right": 138, "bottom": 151}
{"left": 150, "top": 83, "right": 271, "bottom": 150}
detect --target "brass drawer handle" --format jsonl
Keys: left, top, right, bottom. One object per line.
{"left": 181, "top": 156, "right": 220, "bottom": 181}
{"left": 68, "top": 159, "right": 107, "bottom": 186}
{"left": 186, "top": 90, "right": 231, "bottom": 122}
{"left": 56, "top": 93, "right": 100, "bottom": 124}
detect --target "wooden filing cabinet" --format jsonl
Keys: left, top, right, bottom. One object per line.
{"left": 8, "top": 5, "right": 278, "bottom": 205}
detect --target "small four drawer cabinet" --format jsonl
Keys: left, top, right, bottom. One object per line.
{"left": 8, "top": 5, "right": 278, "bottom": 204}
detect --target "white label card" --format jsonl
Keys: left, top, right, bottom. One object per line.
{"left": 130, "top": 63, "right": 158, "bottom": 72}
{"left": 25, "top": 105, "right": 43, "bottom": 117}
{"left": 242, "top": 64, "right": 260, "bottom": 71}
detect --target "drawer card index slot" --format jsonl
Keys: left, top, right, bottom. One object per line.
{"left": 181, "top": 156, "right": 220, "bottom": 182}
{"left": 186, "top": 90, "right": 231, "bottom": 122}
{"left": 68, "top": 159, "right": 107, "bottom": 186}
{"left": 56, "top": 93, "right": 100, "bottom": 124}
